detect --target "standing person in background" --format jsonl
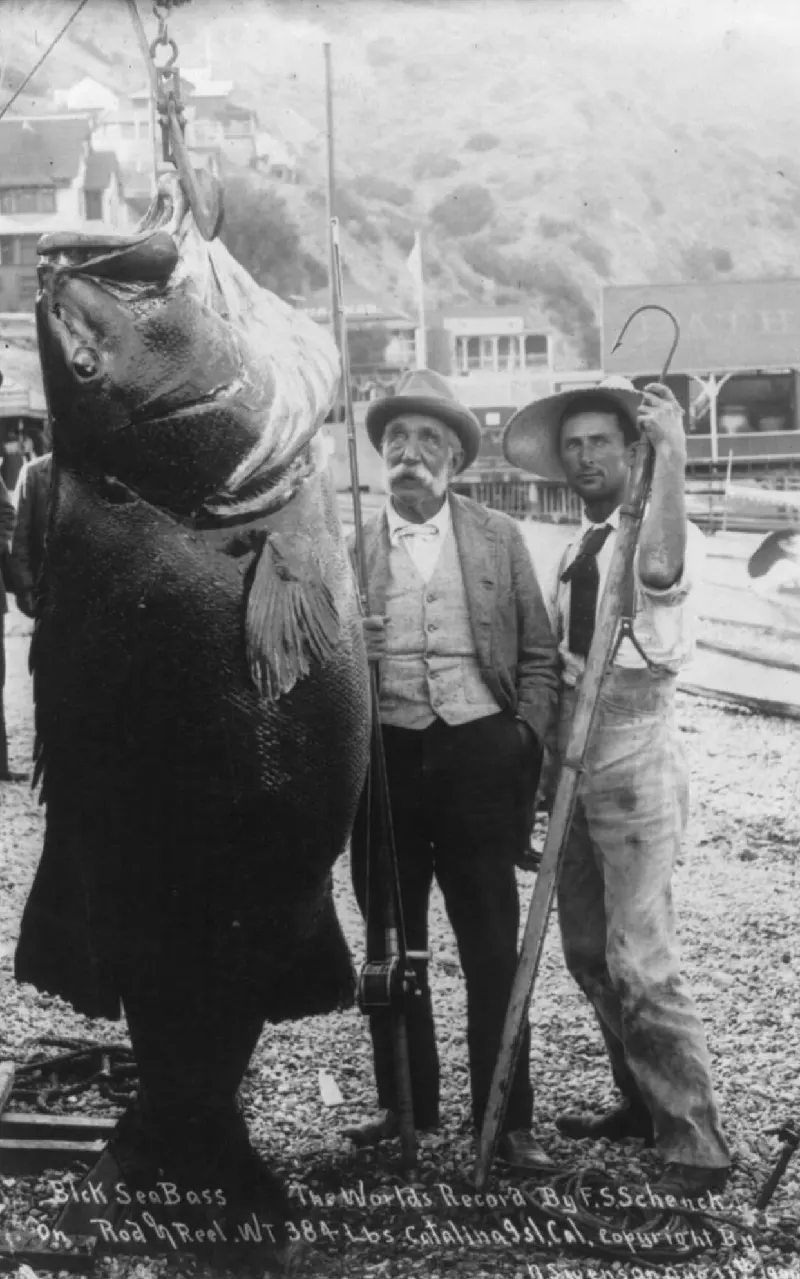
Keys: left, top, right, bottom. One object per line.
{"left": 344, "top": 368, "right": 560, "bottom": 1171}
{"left": 0, "top": 469, "right": 22, "bottom": 783}
{"left": 11, "top": 452, "right": 53, "bottom": 620}
{"left": 503, "top": 375, "right": 731, "bottom": 1199}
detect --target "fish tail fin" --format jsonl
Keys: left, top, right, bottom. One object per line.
{"left": 245, "top": 531, "right": 340, "bottom": 700}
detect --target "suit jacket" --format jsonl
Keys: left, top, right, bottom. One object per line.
{"left": 11, "top": 454, "right": 52, "bottom": 607}
{"left": 0, "top": 474, "right": 16, "bottom": 617}
{"left": 354, "top": 492, "right": 560, "bottom": 747}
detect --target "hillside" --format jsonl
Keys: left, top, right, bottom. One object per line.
{"left": 3, "top": 0, "right": 800, "bottom": 366}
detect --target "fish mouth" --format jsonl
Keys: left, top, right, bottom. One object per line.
{"left": 36, "top": 173, "right": 185, "bottom": 284}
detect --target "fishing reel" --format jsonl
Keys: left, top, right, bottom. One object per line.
{"left": 357, "top": 953, "right": 428, "bottom": 1013}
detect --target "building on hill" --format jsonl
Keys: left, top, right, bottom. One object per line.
{"left": 53, "top": 77, "right": 120, "bottom": 117}
{"left": 303, "top": 285, "right": 418, "bottom": 398}
{"left": 0, "top": 116, "right": 131, "bottom": 312}
{"left": 252, "top": 133, "right": 298, "bottom": 183}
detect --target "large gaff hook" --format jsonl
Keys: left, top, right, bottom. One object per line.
{"left": 610, "top": 303, "right": 681, "bottom": 381}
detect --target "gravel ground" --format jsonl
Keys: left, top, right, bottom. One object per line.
{"left": 0, "top": 607, "right": 799, "bottom": 1279}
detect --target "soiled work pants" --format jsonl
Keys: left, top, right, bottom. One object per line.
{"left": 556, "top": 667, "right": 730, "bottom": 1169}
{"left": 351, "top": 711, "right": 538, "bottom": 1134}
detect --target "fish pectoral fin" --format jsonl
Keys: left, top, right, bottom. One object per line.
{"left": 245, "top": 531, "right": 340, "bottom": 700}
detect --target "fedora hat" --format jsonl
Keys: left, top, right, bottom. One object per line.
{"left": 366, "top": 368, "right": 482, "bottom": 474}
{"left": 503, "top": 376, "right": 644, "bottom": 480}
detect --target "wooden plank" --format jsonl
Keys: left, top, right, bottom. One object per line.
{"left": 680, "top": 646, "right": 800, "bottom": 717}
{"left": 0, "top": 1112, "right": 117, "bottom": 1142}
{"left": 697, "top": 582, "right": 800, "bottom": 634}
{"left": 696, "top": 637, "right": 800, "bottom": 675}
{"left": 0, "top": 1138, "right": 105, "bottom": 1174}
{"left": 0, "top": 1239, "right": 96, "bottom": 1273}
{"left": 680, "top": 681, "right": 800, "bottom": 721}
{"left": 0, "top": 1064, "right": 14, "bottom": 1119}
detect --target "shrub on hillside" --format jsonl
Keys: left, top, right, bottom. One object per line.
{"left": 464, "top": 132, "right": 501, "bottom": 153}
{"left": 539, "top": 214, "right": 576, "bottom": 239}
{"left": 383, "top": 211, "right": 416, "bottom": 254}
{"left": 412, "top": 150, "right": 461, "bottom": 181}
{"left": 681, "top": 243, "right": 734, "bottom": 279}
{"left": 220, "top": 177, "right": 307, "bottom": 299}
{"left": 572, "top": 234, "right": 612, "bottom": 278}
{"left": 430, "top": 184, "right": 495, "bottom": 237}
{"left": 352, "top": 174, "right": 413, "bottom": 206}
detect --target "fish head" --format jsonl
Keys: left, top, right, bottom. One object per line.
{"left": 36, "top": 173, "right": 340, "bottom": 517}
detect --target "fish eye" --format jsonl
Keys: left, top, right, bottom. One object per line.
{"left": 72, "top": 346, "right": 100, "bottom": 380}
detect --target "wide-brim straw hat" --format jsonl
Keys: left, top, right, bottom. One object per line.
{"left": 365, "top": 368, "right": 482, "bottom": 474}
{"left": 503, "top": 376, "right": 644, "bottom": 479}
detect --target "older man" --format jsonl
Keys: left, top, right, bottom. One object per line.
{"left": 343, "top": 368, "right": 559, "bottom": 1171}
{"left": 504, "top": 377, "right": 730, "bottom": 1198}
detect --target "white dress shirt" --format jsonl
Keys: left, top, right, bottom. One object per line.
{"left": 553, "top": 506, "right": 706, "bottom": 687}
{"left": 385, "top": 498, "right": 451, "bottom": 583}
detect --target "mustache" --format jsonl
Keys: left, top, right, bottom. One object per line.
{"left": 388, "top": 462, "right": 436, "bottom": 483}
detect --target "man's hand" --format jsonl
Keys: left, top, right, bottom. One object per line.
{"left": 637, "top": 383, "right": 687, "bottom": 460}
{"left": 362, "top": 615, "right": 388, "bottom": 662}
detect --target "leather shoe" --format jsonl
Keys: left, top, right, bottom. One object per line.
{"left": 497, "top": 1130, "right": 559, "bottom": 1173}
{"left": 556, "top": 1099, "right": 654, "bottom": 1145}
{"left": 341, "top": 1109, "right": 399, "bottom": 1147}
{"left": 652, "top": 1162, "right": 730, "bottom": 1200}
{"left": 341, "top": 1109, "right": 439, "bottom": 1148}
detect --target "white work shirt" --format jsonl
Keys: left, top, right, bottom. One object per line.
{"left": 553, "top": 506, "right": 706, "bottom": 687}
{"left": 385, "top": 498, "right": 451, "bottom": 584}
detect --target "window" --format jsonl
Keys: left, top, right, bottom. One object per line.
{"left": 524, "top": 334, "right": 548, "bottom": 366}
{"left": 466, "top": 336, "right": 480, "bottom": 370}
{"left": 84, "top": 191, "right": 104, "bottom": 221}
{"left": 0, "top": 187, "right": 56, "bottom": 214}
{"left": 20, "top": 238, "right": 38, "bottom": 266}
{"left": 0, "top": 237, "right": 19, "bottom": 266}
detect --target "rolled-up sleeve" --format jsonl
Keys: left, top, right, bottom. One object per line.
{"left": 635, "top": 520, "right": 706, "bottom": 606}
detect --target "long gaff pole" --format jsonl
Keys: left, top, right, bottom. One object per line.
{"left": 474, "top": 309, "right": 681, "bottom": 1189}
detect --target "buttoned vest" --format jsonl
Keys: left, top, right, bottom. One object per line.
{"left": 379, "top": 528, "right": 501, "bottom": 729}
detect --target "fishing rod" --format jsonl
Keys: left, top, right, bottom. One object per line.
{"left": 329, "top": 217, "right": 418, "bottom": 1169}
{"left": 324, "top": 39, "right": 416, "bottom": 1165}
{"left": 475, "top": 305, "right": 681, "bottom": 1189}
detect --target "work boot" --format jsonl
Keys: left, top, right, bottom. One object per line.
{"left": 497, "top": 1130, "right": 559, "bottom": 1173}
{"left": 341, "top": 1109, "right": 439, "bottom": 1148}
{"left": 652, "top": 1162, "right": 731, "bottom": 1201}
{"left": 556, "top": 1098, "right": 654, "bottom": 1145}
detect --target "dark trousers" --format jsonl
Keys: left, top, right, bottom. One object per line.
{"left": 0, "top": 625, "right": 8, "bottom": 778}
{"left": 351, "top": 711, "right": 539, "bottom": 1133}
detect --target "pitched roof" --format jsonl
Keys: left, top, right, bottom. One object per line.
{"left": 0, "top": 116, "right": 91, "bottom": 188}
{"left": 84, "top": 148, "right": 119, "bottom": 192}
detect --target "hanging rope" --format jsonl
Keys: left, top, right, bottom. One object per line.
{"left": 0, "top": 0, "right": 92, "bottom": 123}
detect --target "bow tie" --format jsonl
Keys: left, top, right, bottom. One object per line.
{"left": 393, "top": 522, "right": 440, "bottom": 543}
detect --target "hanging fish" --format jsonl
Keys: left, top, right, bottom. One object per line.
{"left": 15, "top": 172, "right": 370, "bottom": 1218}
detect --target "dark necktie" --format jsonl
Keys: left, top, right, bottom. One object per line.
{"left": 561, "top": 523, "right": 613, "bottom": 658}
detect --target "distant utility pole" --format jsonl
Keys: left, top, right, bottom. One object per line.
{"left": 324, "top": 42, "right": 336, "bottom": 340}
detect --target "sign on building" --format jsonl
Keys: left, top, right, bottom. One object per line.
{"left": 603, "top": 280, "right": 800, "bottom": 375}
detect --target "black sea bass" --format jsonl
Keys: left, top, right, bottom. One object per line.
{"left": 15, "top": 171, "right": 370, "bottom": 1199}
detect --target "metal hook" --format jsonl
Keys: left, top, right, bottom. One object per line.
{"left": 610, "top": 303, "right": 681, "bottom": 382}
